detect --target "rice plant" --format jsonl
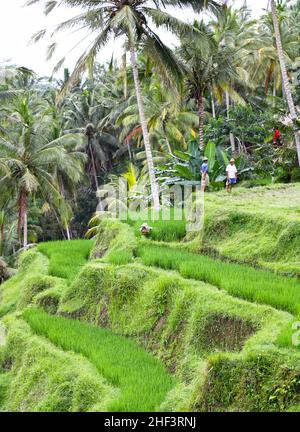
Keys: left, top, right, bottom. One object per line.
{"left": 137, "top": 244, "right": 300, "bottom": 315}
{"left": 127, "top": 208, "right": 187, "bottom": 242}
{"left": 23, "top": 308, "right": 175, "bottom": 412}
{"left": 37, "top": 240, "right": 93, "bottom": 283}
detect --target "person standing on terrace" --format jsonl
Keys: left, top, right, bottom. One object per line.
{"left": 201, "top": 157, "right": 209, "bottom": 192}
{"left": 226, "top": 158, "right": 238, "bottom": 193}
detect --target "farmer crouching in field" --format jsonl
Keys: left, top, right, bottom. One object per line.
{"left": 226, "top": 158, "right": 238, "bottom": 193}
{"left": 201, "top": 157, "right": 209, "bottom": 192}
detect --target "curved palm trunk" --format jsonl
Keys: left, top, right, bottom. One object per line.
{"left": 271, "top": 0, "right": 300, "bottom": 166}
{"left": 129, "top": 46, "right": 160, "bottom": 211}
{"left": 198, "top": 90, "right": 205, "bottom": 150}
{"left": 52, "top": 205, "right": 67, "bottom": 240}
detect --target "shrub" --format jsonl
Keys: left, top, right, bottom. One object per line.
{"left": 18, "top": 275, "right": 66, "bottom": 311}
{"left": 291, "top": 168, "right": 300, "bottom": 182}
{"left": 34, "top": 285, "right": 65, "bottom": 315}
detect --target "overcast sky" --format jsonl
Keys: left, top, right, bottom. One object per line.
{"left": 0, "top": 0, "right": 268, "bottom": 78}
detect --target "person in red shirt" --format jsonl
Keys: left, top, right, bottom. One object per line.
{"left": 273, "top": 127, "right": 283, "bottom": 146}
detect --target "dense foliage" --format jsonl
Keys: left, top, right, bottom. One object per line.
{"left": 1, "top": 0, "right": 300, "bottom": 261}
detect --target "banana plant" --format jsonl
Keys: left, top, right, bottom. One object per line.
{"left": 157, "top": 140, "right": 252, "bottom": 188}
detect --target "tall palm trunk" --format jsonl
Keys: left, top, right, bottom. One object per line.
{"left": 89, "top": 139, "right": 99, "bottom": 190}
{"left": 162, "top": 123, "right": 173, "bottom": 156}
{"left": 198, "top": 90, "right": 205, "bottom": 150}
{"left": 18, "top": 189, "right": 28, "bottom": 248}
{"left": 88, "top": 138, "right": 103, "bottom": 211}
{"left": 23, "top": 207, "right": 28, "bottom": 249}
{"left": 66, "top": 225, "right": 71, "bottom": 241}
{"left": 59, "top": 176, "right": 72, "bottom": 241}
{"left": 20, "top": 192, "right": 28, "bottom": 249}
{"left": 226, "top": 90, "right": 236, "bottom": 154}
{"left": 271, "top": 0, "right": 300, "bottom": 166}
{"left": 211, "top": 90, "right": 216, "bottom": 119}
{"left": 129, "top": 46, "right": 160, "bottom": 210}
{"left": 122, "top": 52, "right": 128, "bottom": 100}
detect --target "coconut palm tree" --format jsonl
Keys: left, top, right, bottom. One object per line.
{"left": 27, "top": 0, "right": 219, "bottom": 209}
{"left": 209, "top": 3, "right": 254, "bottom": 152}
{"left": 271, "top": 0, "right": 300, "bottom": 165}
{"left": 178, "top": 21, "right": 239, "bottom": 149}
{"left": 245, "top": 3, "right": 298, "bottom": 97}
{"left": 42, "top": 87, "right": 90, "bottom": 237}
{"left": 0, "top": 93, "right": 86, "bottom": 248}
{"left": 115, "top": 75, "right": 199, "bottom": 155}
{"left": 64, "top": 83, "right": 121, "bottom": 191}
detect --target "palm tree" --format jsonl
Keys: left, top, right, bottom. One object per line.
{"left": 209, "top": 3, "right": 254, "bottom": 152}
{"left": 64, "top": 83, "right": 121, "bottom": 191}
{"left": 115, "top": 74, "right": 199, "bottom": 155}
{"left": 178, "top": 21, "right": 239, "bottom": 149}
{"left": 271, "top": 0, "right": 300, "bottom": 165}
{"left": 245, "top": 3, "right": 298, "bottom": 97}
{"left": 42, "top": 88, "right": 89, "bottom": 237}
{"left": 0, "top": 93, "right": 85, "bottom": 248}
{"left": 27, "top": 0, "right": 218, "bottom": 210}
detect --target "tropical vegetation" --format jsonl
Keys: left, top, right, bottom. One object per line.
{"left": 1, "top": 0, "right": 300, "bottom": 414}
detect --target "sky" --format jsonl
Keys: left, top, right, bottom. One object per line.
{"left": 0, "top": 0, "right": 267, "bottom": 78}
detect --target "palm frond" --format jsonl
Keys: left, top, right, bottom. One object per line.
{"left": 142, "top": 29, "right": 183, "bottom": 90}
{"left": 58, "top": 24, "right": 112, "bottom": 99}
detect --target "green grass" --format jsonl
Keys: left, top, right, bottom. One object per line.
{"left": 137, "top": 244, "right": 300, "bottom": 316}
{"left": 196, "top": 184, "right": 300, "bottom": 276}
{"left": 23, "top": 308, "right": 175, "bottom": 412}
{"left": 127, "top": 209, "right": 187, "bottom": 242}
{"left": 0, "top": 317, "right": 114, "bottom": 412}
{"left": 277, "top": 318, "right": 300, "bottom": 350}
{"left": 37, "top": 240, "right": 93, "bottom": 283}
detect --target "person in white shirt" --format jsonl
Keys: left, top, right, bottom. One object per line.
{"left": 226, "top": 158, "right": 238, "bottom": 193}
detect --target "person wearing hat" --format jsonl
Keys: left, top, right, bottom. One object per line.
{"left": 226, "top": 158, "right": 238, "bottom": 193}
{"left": 201, "top": 157, "right": 209, "bottom": 192}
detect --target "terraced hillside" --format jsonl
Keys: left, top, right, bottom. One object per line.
{"left": 0, "top": 185, "right": 300, "bottom": 412}
{"left": 200, "top": 184, "right": 300, "bottom": 276}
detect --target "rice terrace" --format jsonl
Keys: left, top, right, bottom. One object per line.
{"left": 1, "top": 0, "right": 300, "bottom": 418}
